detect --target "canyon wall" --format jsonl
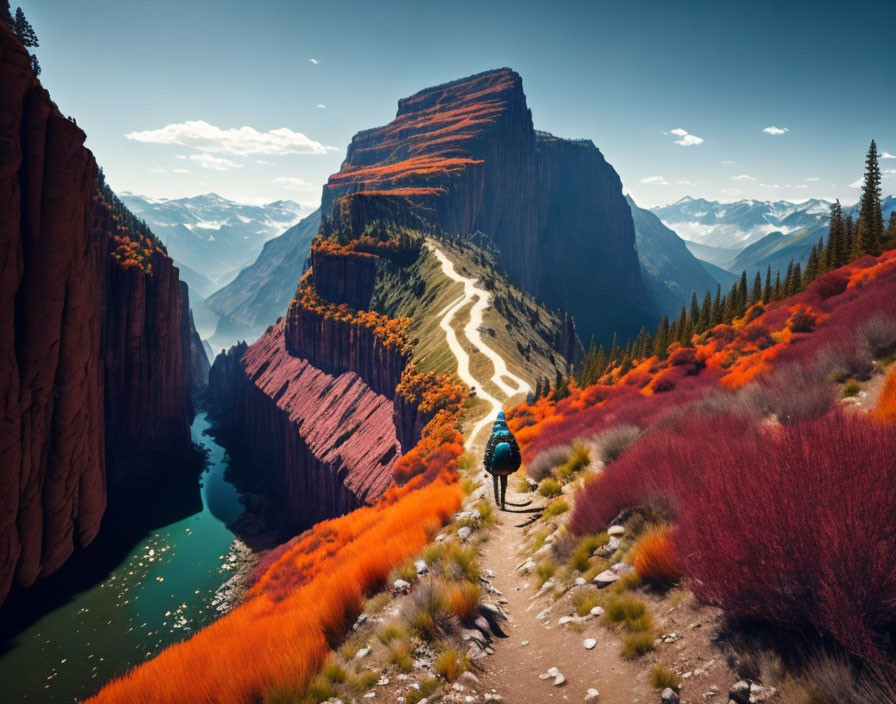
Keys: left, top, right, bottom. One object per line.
{"left": 0, "top": 25, "right": 201, "bottom": 603}
{"left": 206, "top": 322, "right": 400, "bottom": 533}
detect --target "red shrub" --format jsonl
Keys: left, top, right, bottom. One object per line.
{"left": 572, "top": 410, "right": 896, "bottom": 661}
{"left": 811, "top": 271, "right": 850, "bottom": 299}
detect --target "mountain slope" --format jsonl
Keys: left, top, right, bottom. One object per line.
{"left": 202, "top": 209, "right": 321, "bottom": 350}
{"left": 627, "top": 195, "right": 720, "bottom": 315}
{"left": 121, "top": 193, "right": 307, "bottom": 296}
{"left": 729, "top": 227, "right": 825, "bottom": 278}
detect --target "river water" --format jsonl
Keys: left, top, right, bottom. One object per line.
{"left": 0, "top": 413, "right": 246, "bottom": 703}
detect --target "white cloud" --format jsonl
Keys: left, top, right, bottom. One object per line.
{"left": 849, "top": 178, "right": 863, "bottom": 188}
{"left": 763, "top": 126, "right": 789, "bottom": 135}
{"left": 189, "top": 154, "right": 243, "bottom": 171}
{"left": 316, "top": 104, "right": 326, "bottom": 109}
{"left": 309, "top": 58, "right": 320, "bottom": 64}
{"left": 667, "top": 127, "right": 703, "bottom": 146}
{"left": 721, "top": 160, "right": 735, "bottom": 165}
{"left": 255, "top": 159, "right": 275, "bottom": 165}
{"left": 640, "top": 175, "right": 669, "bottom": 185}
{"left": 881, "top": 152, "right": 896, "bottom": 159}
{"left": 172, "top": 168, "right": 190, "bottom": 174}
{"left": 884, "top": 169, "right": 896, "bottom": 177}
{"left": 273, "top": 176, "right": 314, "bottom": 189}
{"left": 675, "top": 179, "right": 693, "bottom": 185}
{"left": 149, "top": 166, "right": 167, "bottom": 173}
{"left": 805, "top": 177, "right": 820, "bottom": 182}
{"left": 125, "top": 119, "right": 335, "bottom": 156}
{"left": 733, "top": 174, "right": 758, "bottom": 181}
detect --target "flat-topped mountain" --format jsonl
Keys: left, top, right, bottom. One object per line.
{"left": 322, "top": 68, "right": 655, "bottom": 343}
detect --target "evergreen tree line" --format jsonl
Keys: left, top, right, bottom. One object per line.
{"left": 95, "top": 168, "right": 166, "bottom": 252}
{"left": 2, "top": 2, "right": 40, "bottom": 75}
{"left": 531, "top": 140, "right": 896, "bottom": 399}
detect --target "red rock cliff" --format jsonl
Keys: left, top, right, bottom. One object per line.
{"left": 0, "top": 25, "right": 199, "bottom": 603}
{"left": 321, "top": 68, "right": 656, "bottom": 342}
{"left": 206, "top": 322, "right": 399, "bottom": 532}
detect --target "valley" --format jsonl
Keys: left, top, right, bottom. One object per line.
{"left": 2, "top": 4, "right": 896, "bottom": 704}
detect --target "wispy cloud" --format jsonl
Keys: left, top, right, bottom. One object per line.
{"left": 675, "top": 179, "right": 693, "bottom": 185}
{"left": 733, "top": 174, "right": 757, "bottom": 181}
{"left": 763, "top": 126, "right": 789, "bottom": 135}
{"left": 316, "top": 104, "right": 326, "bottom": 109}
{"left": 884, "top": 169, "right": 896, "bottom": 177}
{"left": 721, "top": 160, "right": 735, "bottom": 165}
{"left": 667, "top": 128, "right": 703, "bottom": 146}
{"left": 189, "top": 154, "right": 242, "bottom": 171}
{"left": 640, "top": 175, "right": 669, "bottom": 185}
{"left": 309, "top": 58, "right": 320, "bottom": 64}
{"left": 172, "top": 168, "right": 190, "bottom": 174}
{"left": 881, "top": 152, "right": 896, "bottom": 159}
{"left": 273, "top": 176, "right": 315, "bottom": 189}
{"left": 805, "top": 177, "right": 820, "bottom": 182}
{"left": 148, "top": 166, "right": 166, "bottom": 173}
{"left": 125, "top": 120, "right": 336, "bottom": 156}
{"left": 849, "top": 178, "right": 863, "bottom": 188}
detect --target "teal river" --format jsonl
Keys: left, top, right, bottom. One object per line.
{"left": 0, "top": 413, "right": 245, "bottom": 703}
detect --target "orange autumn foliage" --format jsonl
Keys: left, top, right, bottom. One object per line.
{"left": 632, "top": 528, "right": 683, "bottom": 584}
{"left": 86, "top": 478, "right": 463, "bottom": 704}
{"left": 292, "top": 275, "right": 412, "bottom": 353}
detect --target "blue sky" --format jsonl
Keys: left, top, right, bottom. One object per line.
{"left": 17, "top": 0, "right": 896, "bottom": 208}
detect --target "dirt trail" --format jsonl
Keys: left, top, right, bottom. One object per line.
{"left": 426, "top": 242, "right": 649, "bottom": 702}
{"left": 426, "top": 241, "right": 530, "bottom": 448}
{"left": 474, "top": 482, "right": 651, "bottom": 704}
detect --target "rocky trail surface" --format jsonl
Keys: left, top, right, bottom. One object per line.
{"left": 475, "top": 484, "right": 652, "bottom": 704}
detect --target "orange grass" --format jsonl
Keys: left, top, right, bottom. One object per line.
{"left": 632, "top": 528, "right": 683, "bottom": 585}
{"left": 446, "top": 582, "right": 482, "bottom": 623}
{"left": 86, "top": 479, "right": 463, "bottom": 704}
{"left": 874, "top": 365, "right": 896, "bottom": 423}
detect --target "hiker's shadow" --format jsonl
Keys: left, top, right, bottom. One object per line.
{"left": 499, "top": 505, "right": 542, "bottom": 527}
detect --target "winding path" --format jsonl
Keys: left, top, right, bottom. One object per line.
{"left": 425, "top": 242, "right": 531, "bottom": 448}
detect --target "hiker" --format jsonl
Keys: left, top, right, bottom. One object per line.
{"left": 483, "top": 410, "right": 521, "bottom": 509}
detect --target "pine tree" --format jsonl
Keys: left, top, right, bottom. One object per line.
{"left": 689, "top": 291, "right": 699, "bottom": 327}
{"left": 783, "top": 261, "right": 795, "bottom": 295}
{"left": 825, "top": 199, "right": 844, "bottom": 270}
{"left": 887, "top": 211, "right": 896, "bottom": 249}
{"left": 791, "top": 262, "right": 802, "bottom": 295}
{"left": 763, "top": 265, "right": 772, "bottom": 302}
{"left": 699, "top": 291, "right": 712, "bottom": 331}
{"left": 803, "top": 242, "right": 821, "bottom": 286}
{"left": 653, "top": 316, "right": 670, "bottom": 358}
{"left": 774, "top": 271, "right": 782, "bottom": 299}
{"left": 857, "top": 139, "right": 884, "bottom": 256}
{"left": 1, "top": 2, "right": 13, "bottom": 30}
{"left": 711, "top": 284, "right": 722, "bottom": 325}
{"left": 13, "top": 7, "right": 38, "bottom": 46}
{"left": 750, "top": 272, "right": 762, "bottom": 305}
{"left": 735, "top": 271, "right": 748, "bottom": 317}
{"left": 848, "top": 213, "right": 862, "bottom": 259}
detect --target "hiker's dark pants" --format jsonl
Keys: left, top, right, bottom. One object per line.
{"left": 492, "top": 473, "right": 508, "bottom": 508}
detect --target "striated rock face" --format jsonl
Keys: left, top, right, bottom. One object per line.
{"left": 0, "top": 25, "right": 199, "bottom": 603}
{"left": 310, "top": 248, "right": 378, "bottom": 310}
{"left": 322, "top": 68, "right": 656, "bottom": 342}
{"left": 283, "top": 290, "right": 410, "bottom": 399}
{"left": 207, "top": 323, "right": 398, "bottom": 532}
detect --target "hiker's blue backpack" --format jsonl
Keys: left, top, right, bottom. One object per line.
{"left": 491, "top": 441, "right": 516, "bottom": 474}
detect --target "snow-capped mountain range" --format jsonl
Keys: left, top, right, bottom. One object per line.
{"left": 120, "top": 193, "right": 310, "bottom": 297}
{"left": 650, "top": 197, "right": 836, "bottom": 249}
{"left": 652, "top": 195, "right": 896, "bottom": 251}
